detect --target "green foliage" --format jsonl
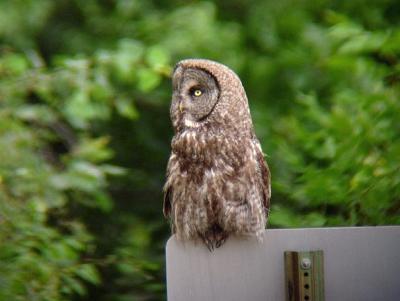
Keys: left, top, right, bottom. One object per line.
{"left": 0, "top": 0, "right": 399, "bottom": 300}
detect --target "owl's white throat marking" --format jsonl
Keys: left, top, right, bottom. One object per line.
{"left": 183, "top": 118, "right": 200, "bottom": 128}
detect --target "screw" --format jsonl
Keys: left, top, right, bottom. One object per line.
{"left": 301, "top": 258, "right": 312, "bottom": 270}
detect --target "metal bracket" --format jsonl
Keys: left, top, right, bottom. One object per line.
{"left": 284, "top": 250, "right": 325, "bottom": 301}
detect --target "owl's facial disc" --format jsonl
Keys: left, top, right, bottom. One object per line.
{"left": 179, "top": 68, "right": 220, "bottom": 122}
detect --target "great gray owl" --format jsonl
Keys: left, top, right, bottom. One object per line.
{"left": 163, "top": 59, "right": 271, "bottom": 251}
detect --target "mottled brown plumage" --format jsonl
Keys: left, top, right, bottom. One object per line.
{"left": 163, "top": 59, "right": 271, "bottom": 250}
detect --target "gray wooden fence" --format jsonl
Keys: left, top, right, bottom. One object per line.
{"left": 166, "top": 226, "right": 400, "bottom": 301}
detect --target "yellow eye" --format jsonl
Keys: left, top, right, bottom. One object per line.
{"left": 193, "top": 89, "right": 202, "bottom": 97}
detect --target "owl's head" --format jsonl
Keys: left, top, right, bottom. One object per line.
{"left": 171, "top": 59, "right": 251, "bottom": 132}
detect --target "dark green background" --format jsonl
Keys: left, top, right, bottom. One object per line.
{"left": 1, "top": 0, "right": 399, "bottom": 300}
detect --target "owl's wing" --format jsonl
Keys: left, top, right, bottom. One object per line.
{"left": 255, "top": 141, "right": 271, "bottom": 216}
{"left": 163, "top": 155, "right": 174, "bottom": 218}
{"left": 163, "top": 185, "right": 172, "bottom": 218}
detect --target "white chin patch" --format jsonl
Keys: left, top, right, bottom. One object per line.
{"left": 184, "top": 118, "right": 200, "bottom": 128}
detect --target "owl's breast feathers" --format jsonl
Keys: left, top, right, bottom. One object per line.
{"left": 163, "top": 127, "right": 270, "bottom": 241}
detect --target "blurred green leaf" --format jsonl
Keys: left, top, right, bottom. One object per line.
{"left": 137, "top": 67, "right": 162, "bottom": 92}
{"left": 115, "top": 97, "right": 139, "bottom": 120}
{"left": 146, "top": 46, "right": 171, "bottom": 69}
{"left": 73, "top": 137, "right": 114, "bottom": 162}
{"left": 75, "top": 264, "right": 101, "bottom": 285}
{"left": 14, "top": 104, "right": 57, "bottom": 123}
{"left": 0, "top": 53, "right": 29, "bottom": 75}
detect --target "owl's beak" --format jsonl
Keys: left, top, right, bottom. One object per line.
{"left": 179, "top": 102, "right": 184, "bottom": 113}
